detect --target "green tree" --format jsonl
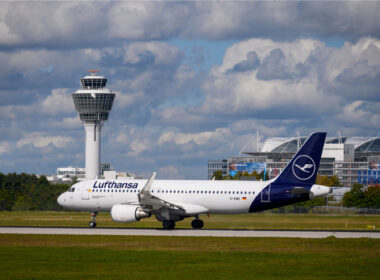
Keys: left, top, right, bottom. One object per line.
{"left": 342, "top": 183, "right": 365, "bottom": 207}
{"left": 212, "top": 170, "right": 224, "bottom": 180}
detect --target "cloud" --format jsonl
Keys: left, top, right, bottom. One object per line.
{"left": 230, "top": 51, "right": 260, "bottom": 73}
{"left": 17, "top": 133, "right": 74, "bottom": 149}
{"left": 0, "top": 2, "right": 379, "bottom": 179}
{"left": 0, "top": 141, "right": 11, "bottom": 156}
{"left": 1, "top": 2, "right": 380, "bottom": 50}
{"left": 197, "top": 37, "right": 379, "bottom": 124}
{"left": 158, "top": 128, "right": 231, "bottom": 146}
{"left": 158, "top": 165, "right": 181, "bottom": 179}
{"left": 41, "top": 89, "right": 74, "bottom": 115}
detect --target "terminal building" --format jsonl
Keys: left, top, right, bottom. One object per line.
{"left": 48, "top": 163, "right": 115, "bottom": 183}
{"left": 208, "top": 136, "right": 380, "bottom": 187}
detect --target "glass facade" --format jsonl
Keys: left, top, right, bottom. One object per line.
{"left": 80, "top": 78, "right": 107, "bottom": 89}
{"left": 72, "top": 93, "right": 115, "bottom": 121}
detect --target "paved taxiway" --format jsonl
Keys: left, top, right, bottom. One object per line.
{"left": 1, "top": 227, "right": 379, "bottom": 238}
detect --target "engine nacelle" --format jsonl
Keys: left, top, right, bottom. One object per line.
{"left": 111, "top": 204, "right": 150, "bottom": 223}
{"left": 309, "top": 184, "right": 332, "bottom": 200}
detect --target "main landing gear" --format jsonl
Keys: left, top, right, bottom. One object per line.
{"left": 89, "top": 212, "right": 97, "bottom": 228}
{"left": 191, "top": 217, "right": 204, "bottom": 229}
{"left": 161, "top": 217, "right": 204, "bottom": 230}
{"left": 162, "top": 220, "right": 176, "bottom": 230}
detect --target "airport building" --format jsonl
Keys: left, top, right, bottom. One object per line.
{"left": 48, "top": 163, "right": 115, "bottom": 183}
{"left": 208, "top": 136, "right": 380, "bottom": 187}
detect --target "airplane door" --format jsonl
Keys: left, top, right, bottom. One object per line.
{"left": 261, "top": 184, "right": 271, "bottom": 203}
{"left": 81, "top": 186, "right": 90, "bottom": 200}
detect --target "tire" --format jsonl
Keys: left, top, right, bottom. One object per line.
{"left": 191, "top": 219, "right": 204, "bottom": 229}
{"left": 89, "top": 221, "right": 97, "bottom": 228}
{"left": 163, "top": 220, "right": 175, "bottom": 230}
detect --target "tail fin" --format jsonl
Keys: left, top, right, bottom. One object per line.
{"left": 274, "top": 132, "right": 326, "bottom": 185}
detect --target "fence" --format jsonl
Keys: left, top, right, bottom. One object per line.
{"left": 267, "top": 205, "right": 380, "bottom": 215}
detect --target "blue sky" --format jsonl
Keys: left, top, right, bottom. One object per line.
{"left": 0, "top": 1, "right": 379, "bottom": 179}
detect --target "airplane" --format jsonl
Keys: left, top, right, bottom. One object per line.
{"left": 57, "top": 132, "right": 332, "bottom": 229}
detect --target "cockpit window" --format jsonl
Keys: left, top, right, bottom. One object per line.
{"left": 67, "top": 187, "right": 75, "bottom": 192}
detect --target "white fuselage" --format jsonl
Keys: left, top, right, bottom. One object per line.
{"left": 57, "top": 178, "right": 330, "bottom": 215}
{"left": 59, "top": 179, "right": 271, "bottom": 214}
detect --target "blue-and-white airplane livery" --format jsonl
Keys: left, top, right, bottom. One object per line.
{"left": 57, "top": 132, "right": 331, "bottom": 229}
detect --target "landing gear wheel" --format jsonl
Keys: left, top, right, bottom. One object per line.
{"left": 191, "top": 219, "right": 204, "bottom": 229}
{"left": 89, "top": 212, "right": 98, "bottom": 228}
{"left": 163, "top": 220, "right": 175, "bottom": 230}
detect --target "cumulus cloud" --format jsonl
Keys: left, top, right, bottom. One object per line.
{"left": 0, "top": 1, "right": 379, "bottom": 179}
{"left": 197, "top": 37, "right": 380, "bottom": 125}
{"left": 1, "top": 2, "right": 380, "bottom": 49}
{"left": 41, "top": 89, "right": 74, "bottom": 115}
{"left": 158, "top": 165, "right": 181, "bottom": 179}
{"left": 17, "top": 133, "right": 74, "bottom": 149}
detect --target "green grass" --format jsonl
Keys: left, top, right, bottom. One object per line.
{"left": 0, "top": 234, "right": 379, "bottom": 279}
{"left": 0, "top": 211, "right": 379, "bottom": 231}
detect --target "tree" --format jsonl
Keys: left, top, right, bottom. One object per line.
{"left": 316, "top": 175, "right": 341, "bottom": 187}
{"left": 341, "top": 183, "right": 380, "bottom": 208}
{"left": 212, "top": 170, "right": 224, "bottom": 180}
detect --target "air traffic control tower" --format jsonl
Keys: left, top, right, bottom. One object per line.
{"left": 72, "top": 70, "right": 115, "bottom": 180}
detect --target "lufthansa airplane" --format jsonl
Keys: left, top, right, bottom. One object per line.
{"left": 57, "top": 132, "right": 331, "bottom": 229}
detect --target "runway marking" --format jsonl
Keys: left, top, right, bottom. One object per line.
{"left": 1, "top": 227, "right": 380, "bottom": 238}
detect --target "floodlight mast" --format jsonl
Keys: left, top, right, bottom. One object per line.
{"left": 72, "top": 71, "right": 115, "bottom": 180}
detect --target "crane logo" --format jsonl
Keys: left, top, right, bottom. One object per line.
{"left": 292, "top": 155, "right": 315, "bottom": 180}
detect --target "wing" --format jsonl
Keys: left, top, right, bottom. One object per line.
{"left": 304, "top": 164, "right": 314, "bottom": 169}
{"left": 137, "top": 172, "right": 183, "bottom": 212}
{"left": 137, "top": 172, "right": 209, "bottom": 216}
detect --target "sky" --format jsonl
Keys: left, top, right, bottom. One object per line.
{"left": 0, "top": 1, "right": 379, "bottom": 179}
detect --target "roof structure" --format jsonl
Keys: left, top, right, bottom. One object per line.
{"left": 249, "top": 136, "right": 380, "bottom": 154}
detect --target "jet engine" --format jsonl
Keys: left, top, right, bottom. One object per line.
{"left": 309, "top": 184, "right": 332, "bottom": 199}
{"left": 111, "top": 204, "right": 150, "bottom": 223}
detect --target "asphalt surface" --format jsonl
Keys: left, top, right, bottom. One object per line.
{"left": 1, "top": 226, "right": 380, "bottom": 238}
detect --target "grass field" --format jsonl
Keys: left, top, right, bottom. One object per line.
{"left": 0, "top": 211, "right": 379, "bottom": 231}
{"left": 0, "top": 234, "right": 379, "bottom": 279}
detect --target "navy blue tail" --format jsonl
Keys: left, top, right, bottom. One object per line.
{"left": 249, "top": 132, "right": 327, "bottom": 213}
{"left": 274, "top": 132, "right": 326, "bottom": 186}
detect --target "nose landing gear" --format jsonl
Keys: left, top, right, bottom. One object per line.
{"left": 89, "top": 212, "right": 97, "bottom": 228}
{"left": 191, "top": 217, "right": 204, "bottom": 229}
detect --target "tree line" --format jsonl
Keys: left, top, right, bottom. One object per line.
{"left": 0, "top": 172, "right": 69, "bottom": 211}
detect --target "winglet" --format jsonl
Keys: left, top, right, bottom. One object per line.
{"left": 138, "top": 172, "right": 156, "bottom": 202}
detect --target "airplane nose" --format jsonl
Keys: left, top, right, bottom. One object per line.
{"left": 57, "top": 194, "right": 65, "bottom": 207}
